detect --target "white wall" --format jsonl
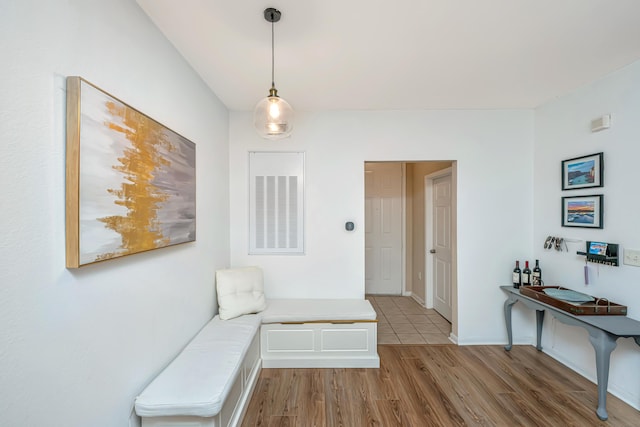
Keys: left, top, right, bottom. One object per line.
{"left": 0, "top": 1, "right": 229, "bottom": 426}
{"left": 534, "top": 60, "right": 640, "bottom": 409}
{"left": 229, "top": 109, "right": 534, "bottom": 342}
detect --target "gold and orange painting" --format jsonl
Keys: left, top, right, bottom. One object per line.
{"left": 65, "top": 77, "right": 196, "bottom": 268}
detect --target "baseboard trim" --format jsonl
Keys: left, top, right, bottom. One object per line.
{"left": 410, "top": 293, "right": 425, "bottom": 307}
{"left": 262, "top": 356, "right": 380, "bottom": 369}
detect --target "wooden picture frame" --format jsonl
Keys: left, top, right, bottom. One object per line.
{"left": 66, "top": 77, "right": 196, "bottom": 268}
{"left": 561, "top": 195, "right": 603, "bottom": 229}
{"left": 561, "top": 152, "right": 603, "bottom": 190}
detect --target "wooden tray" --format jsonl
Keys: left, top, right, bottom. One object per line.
{"left": 519, "top": 286, "right": 627, "bottom": 316}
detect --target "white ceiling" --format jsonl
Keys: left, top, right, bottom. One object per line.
{"left": 136, "top": 0, "right": 640, "bottom": 112}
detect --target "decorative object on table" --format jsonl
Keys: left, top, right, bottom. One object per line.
{"left": 561, "top": 194, "right": 603, "bottom": 229}
{"left": 522, "top": 261, "right": 532, "bottom": 286}
{"left": 65, "top": 77, "right": 196, "bottom": 268}
{"left": 512, "top": 260, "right": 521, "bottom": 288}
{"left": 254, "top": 7, "right": 294, "bottom": 140}
{"left": 532, "top": 259, "right": 542, "bottom": 285}
{"left": 576, "top": 241, "right": 619, "bottom": 266}
{"left": 519, "top": 286, "right": 627, "bottom": 315}
{"left": 543, "top": 288, "right": 594, "bottom": 302}
{"left": 561, "top": 152, "right": 603, "bottom": 190}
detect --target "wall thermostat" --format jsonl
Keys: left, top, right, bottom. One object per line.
{"left": 345, "top": 221, "right": 355, "bottom": 231}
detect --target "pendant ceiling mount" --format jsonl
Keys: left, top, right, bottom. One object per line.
{"left": 254, "top": 7, "right": 294, "bottom": 140}
{"left": 264, "top": 8, "right": 281, "bottom": 23}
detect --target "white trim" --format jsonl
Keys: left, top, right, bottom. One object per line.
{"left": 447, "top": 333, "right": 459, "bottom": 345}
{"left": 410, "top": 292, "right": 425, "bottom": 307}
{"left": 401, "top": 163, "right": 407, "bottom": 295}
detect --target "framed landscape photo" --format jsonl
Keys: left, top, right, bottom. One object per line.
{"left": 562, "top": 195, "right": 603, "bottom": 229}
{"left": 561, "top": 152, "right": 603, "bottom": 190}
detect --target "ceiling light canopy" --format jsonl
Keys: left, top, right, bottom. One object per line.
{"left": 254, "top": 7, "right": 294, "bottom": 140}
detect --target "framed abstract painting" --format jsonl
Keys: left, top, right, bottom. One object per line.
{"left": 65, "top": 77, "right": 196, "bottom": 268}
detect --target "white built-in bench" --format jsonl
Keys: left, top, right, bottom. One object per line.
{"left": 135, "top": 267, "right": 378, "bottom": 427}
{"left": 135, "top": 314, "right": 262, "bottom": 427}
{"left": 135, "top": 299, "right": 378, "bottom": 427}
{"left": 260, "top": 299, "right": 379, "bottom": 368}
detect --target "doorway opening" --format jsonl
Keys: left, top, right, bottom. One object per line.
{"left": 364, "top": 161, "right": 457, "bottom": 341}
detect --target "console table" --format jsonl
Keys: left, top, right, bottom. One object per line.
{"left": 500, "top": 285, "right": 640, "bottom": 421}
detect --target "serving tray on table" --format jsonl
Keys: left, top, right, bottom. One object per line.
{"left": 519, "top": 285, "right": 627, "bottom": 316}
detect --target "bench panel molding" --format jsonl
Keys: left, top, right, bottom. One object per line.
{"left": 261, "top": 322, "right": 379, "bottom": 368}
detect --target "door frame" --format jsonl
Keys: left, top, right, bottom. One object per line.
{"left": 424, "top": 167, "right": 456, "bottom": 330}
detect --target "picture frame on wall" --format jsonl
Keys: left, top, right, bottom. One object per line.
{"left": 561, "top": 195, "right": 603, "bottom": 229}
{"left": 65, "top": 76, "right": 197, "bottom": 268}
{"left": 561, "top": 152, "right": 603, "bottom": 190}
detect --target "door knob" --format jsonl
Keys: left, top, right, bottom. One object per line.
{"left": 429, "top": 249, "right": 436, "bottom": 254}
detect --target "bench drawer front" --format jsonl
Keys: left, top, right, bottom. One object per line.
{"left": 265, "top": 328, "right": 315, "bottom": 352}
{"left": 321, "top": 328, "right": 370, "bottom": 352}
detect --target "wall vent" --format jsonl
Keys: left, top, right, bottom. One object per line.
{"left": 249, "top": 152, "right": 304, "bottom": 254}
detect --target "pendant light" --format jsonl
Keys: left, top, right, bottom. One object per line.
{"left": 254, "top": 7, "right": 294, "bottom": 140}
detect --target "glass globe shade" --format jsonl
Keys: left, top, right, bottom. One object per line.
{"left": 254, "top": 95, "right": 294, "bottom": 140}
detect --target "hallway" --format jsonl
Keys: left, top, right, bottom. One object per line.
{"left": 366, "top": 295, "right": 452, "bottom": 344}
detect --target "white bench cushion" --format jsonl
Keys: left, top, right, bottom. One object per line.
{"left": 260, "top": 299, "right": 377, "bottom": 324}
{"left": 135, "top": 314, "right": 261, "bottom": 418}
{"left": 216, "top": 267, "right": 267, "bottom": 320}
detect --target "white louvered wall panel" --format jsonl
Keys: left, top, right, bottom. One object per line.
{"left": 249, "top": 152, "right": 304, "bottom": 254}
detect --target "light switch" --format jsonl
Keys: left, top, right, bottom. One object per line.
{"left": 623, "top": 248, "right": 640, "bottom": 267}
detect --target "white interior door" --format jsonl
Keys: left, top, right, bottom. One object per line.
{"left": 430, "top": 172, "right": 452, "bottom": 321}
{"left": 364, "top": 163, "right": 403, "bottom": 295}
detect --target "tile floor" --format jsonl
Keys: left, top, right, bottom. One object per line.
{"left": 366, "top": 295, "right": 453, "bottom": 344}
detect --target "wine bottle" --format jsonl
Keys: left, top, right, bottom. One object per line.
{"left": 522, "top": 261, "right": 532, "bottom": 286}
{"left": 532, "top": 259, "right": 542, "bottom": 285}
{"left": 512, "top": 261, "right": 521, "bottom": 288}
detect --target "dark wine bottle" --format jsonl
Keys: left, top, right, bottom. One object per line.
{"left": 512, "top": 261, "right": 521, "bottom": 288}
{"left": 522, "top": 261, "right": 532, "bottom": 286}
{"left": 532, "top": 259, "right": 542, "bottom": 285}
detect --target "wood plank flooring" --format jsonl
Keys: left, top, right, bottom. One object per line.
{"left": 241, "top": 345, "right": 639, "bottom": 427}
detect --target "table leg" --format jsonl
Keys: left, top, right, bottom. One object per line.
{"left": 535, "top": 310, "right": 544, "bottom": 351}
{"left": 587, "top": 330, "right": 618, "bottom": 421}
{"left": 503, "top": 294, "right": 518, "bottom": 351}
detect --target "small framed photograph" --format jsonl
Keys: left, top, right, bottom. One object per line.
{"left": 589, "top": 241, "right": 608, "bottom": 255}
{"left": 562, "top": 195, "right": 603, "bottom": 228}
{"left": 561, "top": 152, "right": 603, "bottom": 190}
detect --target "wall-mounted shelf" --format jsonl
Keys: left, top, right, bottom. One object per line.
{"left": 577, "top": 241, "right": 619, "bottom": 266}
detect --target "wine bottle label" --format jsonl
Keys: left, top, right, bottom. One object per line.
{"left": 522, "top": 273, "right": 530, "bottom": 283}
{"left": 513, "top": 272, "right": 520, "bottom": 283}
{"left": 533, "top": 272, "right": 541, "bottom": 278}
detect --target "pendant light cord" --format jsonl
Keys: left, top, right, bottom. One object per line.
{"left": 271, "top": 18, "right": 275, "bottom": 88}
